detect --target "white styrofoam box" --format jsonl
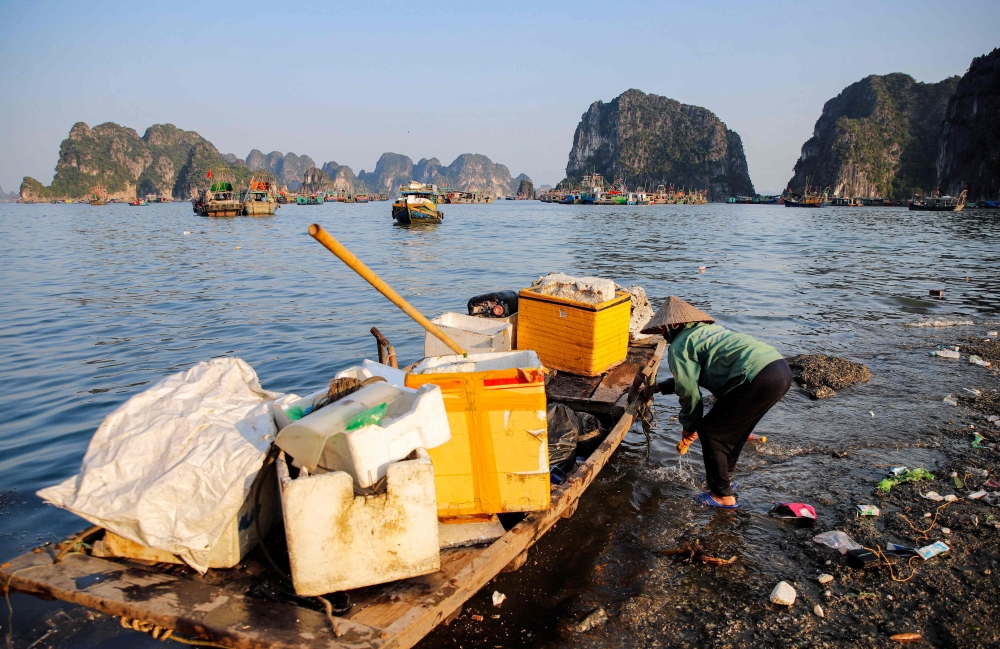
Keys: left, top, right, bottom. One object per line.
{"left": 97, "top": 458, "right": 280, "bottom": 569}
{"left": 273, "top": 382, "right": 451, "bottom": 488}
{"left": 424, "top": 312, "right": 513, "bottom": 358}
{"left": 337, "top": 360, "right": 408, "bottom": 387}
{"left": 438, "top": 514, "right": 506, "bottom": 549}
{"left": 277, "top": 449, "right": 440, "bottom": 595}
{"left": 410, "top": 350, "right": 542, "bottom": 375}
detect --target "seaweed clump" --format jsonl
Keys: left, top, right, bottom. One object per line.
{"left": 787, "top": 354, "right": 872, "bottom": 399}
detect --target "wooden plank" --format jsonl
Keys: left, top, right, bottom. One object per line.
{"left": 1, "top": 550, "right": 387, "bottom": 649}
{"left": 545, "top": 373, "right": 603, "bottom": 402}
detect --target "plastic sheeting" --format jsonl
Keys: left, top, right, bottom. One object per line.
{"left": 37, "top": 358, "right": 280, "bottom": 573}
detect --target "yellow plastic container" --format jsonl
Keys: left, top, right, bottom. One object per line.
{"left": 516, "top": 288, "right": 631, "bottom": 376}
{"left": 405, "top": 351, "right": 550, "bottom": 517}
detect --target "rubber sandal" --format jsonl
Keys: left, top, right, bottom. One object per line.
{"left": 695, "top": 492, "right": 740, "bottom": 509}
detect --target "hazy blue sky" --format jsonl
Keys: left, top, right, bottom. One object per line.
{"left": 1, "top": 0, "right": 997, "bottom": 194}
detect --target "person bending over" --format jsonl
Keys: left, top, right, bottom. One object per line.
{"left": 641, "top": 296, "right": 791, "bottom": 509}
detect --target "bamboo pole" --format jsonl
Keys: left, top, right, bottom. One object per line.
{"left": 308, "top": 224, "right": 467, "bottom": 355}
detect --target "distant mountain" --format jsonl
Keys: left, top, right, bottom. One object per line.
{"left": 357, "top": 152, "right": 527, "bottom": 197}
{"left": 18, "top": 122, "right": 528, "bottom": 201}
{"left": 936, "top": 48, "right": 1000, "bottom": 200}
{"left": 516, "top": 176, "right": 535, "bottom": 199}
{"left": 20, "top": 122, "right": 250, "bottom": 201}
{"left": 566, "top": 89, "right": 754, "bottom": 200}
{"left": 300, "top": 167, "right": 334, "bottom": 194}
{"left": 0, "top": 185, "right": 17, "bottom": 201}
{"left": 788, "top": 73, "right": 959, "bottom": 199}
{"left": 246, "top": 150, "right": 315, "bottom": 191}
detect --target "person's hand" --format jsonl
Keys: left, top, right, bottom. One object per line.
{"left": 639, "top": 383, "right": 657, "bottom": 400}
{"left": 676, "top": 429, "right": 699, "bottom": 455}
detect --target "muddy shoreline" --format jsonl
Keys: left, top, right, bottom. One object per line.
{"left": 419, "top": 333, "right": 1000, "bottom": 649}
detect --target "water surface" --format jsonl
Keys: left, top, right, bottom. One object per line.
{"left": 1, "top": 201, "right": 997, "bottom": 647}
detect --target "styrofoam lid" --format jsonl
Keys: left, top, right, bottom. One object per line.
{"left": 431, "top": 312, "right": 511, "bottom": 335}
{"left": 411, "top": 350, "right": 542, "bottom": 374}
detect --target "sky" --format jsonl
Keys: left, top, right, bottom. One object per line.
{"left": 1, "top": 0, "right": 998, "bottom": 195}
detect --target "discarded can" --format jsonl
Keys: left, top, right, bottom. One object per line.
{"left": 916, "top": 541, "right": 949, "bottom": 560}
{"left": 857, "top": 504, "right": 880, "bottom": 517}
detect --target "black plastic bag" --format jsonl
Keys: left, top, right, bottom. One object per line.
{"left": 547, "top": 403, "right": 580, "bottom": 473}
{"left": 574, "top": 411, "right": 606, "bottom": 458}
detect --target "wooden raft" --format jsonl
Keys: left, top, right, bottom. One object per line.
{"left": 2, "top": 340, "right": 665, "bottom": 649}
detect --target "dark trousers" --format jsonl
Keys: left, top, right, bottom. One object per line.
{"left": 699, "top": 359, "right": 792, "bottom": 497}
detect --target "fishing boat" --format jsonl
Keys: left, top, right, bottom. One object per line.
{"left": 129, "top": 198, "right": 149, "bottom": 206}
{"left": 296, "top": 193, "right": 324, "bottom": 206}
{"left": 192, "top": 171, "right": 243, "bottom": 217}
{"left": 908, "top": 190, "right": 967, "bottom": 212}
{"left": 89, "top": 184, "right": 108, "bottom": 206}
{"left": 243, "top": 174, "right": 279, "bottom": 216}
{"left": 447, "top": 190, "right": 494, "bottom": 204}
{"left": 784, "top": 186, "right": 829, "bottom": 208}
{"left": 0, "top": 325, "right": 662, "bottom": 649}
{"left": 392, "top": 181, "right": 443, "bottom": 224}
{"left": 355, "top": 183, "right": 370, "bottom": 203}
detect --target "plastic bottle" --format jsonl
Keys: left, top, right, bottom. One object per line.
{"left": 748, "top": 433, "right": 767, "bottom": 443}
{"left": 276, "top": 382, "right": 400, "bottom": 473}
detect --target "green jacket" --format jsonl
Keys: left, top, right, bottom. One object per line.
{"left": 666, "top": 323, "right": 783, "bottom": 432}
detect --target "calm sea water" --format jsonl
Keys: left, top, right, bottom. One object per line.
{"left": 1, "top": 200, "right": 998, "bottom": 647}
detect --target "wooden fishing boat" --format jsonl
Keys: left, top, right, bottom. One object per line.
{"left": 446, "top": 190, "right": 494, "bottom": 204}
{"left": 1, "top": 339, "right": 664, "bottom": 649}
{"left": 392, "top": 181, "right": 443, "bottom": 224}
{"left": 908, "top": 190, "right": 967, "bottom": 212}
{"left": 243, "top": 175, "right": 279, "bottom": 216}
{"left": 355, "top": 183, "right": 370, "bottom": 203}
{"left": 129, "top": 198, "right": 149, "bottom": 206}
{"left": 89, "top": 184, "right": 108, "bottom": 206}
{"left": 193, "top": 173, "right": 243, "bottom": 217}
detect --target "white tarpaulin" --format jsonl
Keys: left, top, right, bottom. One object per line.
{"left": 37, "top": 357, "right": 280, "bottom": 573}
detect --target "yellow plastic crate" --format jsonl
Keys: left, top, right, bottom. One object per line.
{"left": 404, "top": 351, "right": 550, "bottom": 517}
{"left": 516, "top": 288, "right": 631, "bottom": 376}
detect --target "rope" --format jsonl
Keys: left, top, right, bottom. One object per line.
{"left": 898, "top": 500, "right": 955, "bottom": 540}
{"left": 864, "top": 546, "right": 920, "bottom": 583}
{"left": 119, "top": 617, "right": 229, "bottom": 647}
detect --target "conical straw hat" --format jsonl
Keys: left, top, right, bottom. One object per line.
{"left": 640, "top": 296, "right": 715, "bottom": 334}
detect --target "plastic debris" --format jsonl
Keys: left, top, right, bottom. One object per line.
{"left": 698, "top": 266, "right": 707, "bottom": 274}
{"left": 969, "top": 355, "right": 992, "bottom": 367}
{"left": 183, "top": 231, "right": 191, "bottom": 235}
{"left": 963, "top": 388, "right": 982, "bottom": 397}
{"left": 817, "top": 574, "right": 834, "bottom": 584}
{"left": 941, "top": 527, "right": 951, "bottom": 535}
{"left": 930, "top": 349, "right": 960, "bottom": 359}
{"left": 574, "top": 607, "right": 607, "bottom": 633}
{"left": 813, "top": 530, "right": 862, "bottom": 554}
{"left": 988, "top": 331, "right": 998, "bottom": 337}
{"left": 966, "top": 466, "right": 989, "bottom": 477}
{"left": 877, "top": 467, "right": 934, "bottom": 493}
{"left": 916, "top": 541, "right": 949, "bottom": 560}
{"left": 905, "top": 319, "right": 972, "bottom": 327}
{"left": 847, "top": 548, "right": 878, "bottom": 569}
{"left": 870, "top": 411, "right": 876, "bottom": 418}
{"left": 889, "top": 466, "right": 907, "bottom": 477}
{"left": 921, "top": 491, "right": 944, "bottom": 502}
{"left": 968, "top": 490, "right": 988, "bottom": 500}
{"left": 492, "top": 591, "right": 506, "bottom": 607}
{"left": 768, "top": 502, "right": 817, "bottom": 528}
{"left": 857, "top": 504, "right": 880, "bottom": 517}
{"left": 943, "top": 395, "right": 959, "bottom": 406}
{"left": 891, "top": 633, "right": 924, "bottom": 643}
{"left": 984, "top": 478, "right": 1000, "bottom": 489}
{"left": 943, "top": 494, "right": 958, "bottom": 502}
{"left": 769, "top": 581, "right": 796, "bottom": 606}
{"left": 813, "top": 604, "right": 824, "bottom": 618}
{"left": 471, "top": 614, "right": 483, "bottom": 622}
{"left": 886, "top": 543, "right": 920, "bottom": 557}
{"left": 953, "top": 475, "right": 965, "bottom": 489}
{"left": 972, "top": 432, "right": 986, "bottom": 448}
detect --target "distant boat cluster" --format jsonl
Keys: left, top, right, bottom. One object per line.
{"left": 539, "top": 174, "right": 708, "bottom": 205}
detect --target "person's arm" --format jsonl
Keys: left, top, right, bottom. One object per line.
{"left": 668, "top": 344, "right": 703, "bottom": 432}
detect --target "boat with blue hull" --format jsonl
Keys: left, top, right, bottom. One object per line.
{"left": 392, "top": 181, "right": 444, "bottom": 224}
